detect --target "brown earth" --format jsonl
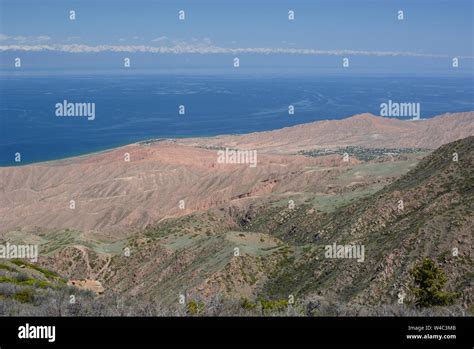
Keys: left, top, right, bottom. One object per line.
{"left": 0, "top": 112, "right": 472, "bottom": 236}
{"left": 0, "top": 143, "right": 357, "bottom": 235}
{"left": 177, "top": 112, "right": 474, "bottom": 153}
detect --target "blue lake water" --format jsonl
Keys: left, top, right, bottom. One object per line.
{"left": 1, "top": 74, "right": 473, "bottom": 166}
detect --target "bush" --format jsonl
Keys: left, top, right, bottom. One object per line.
{"left": 410, "top": 258, "right": 459, "bottom": 307}
{"left": 260, "top": 299, "right": 288, "bottom": 313}
{"left": 240, "top": 298, "right": 257, "bottom": 310}
{"left": 0, "top": 283, "right": 18, "bottom": 296}
{"left": 0, "top": 264, "right": 14, "bottom": 272}
{"left": 13, "top": 289, "right": 34, "bottom": 303}
{"left": 10, "top": 259, "right": 60, "bottom": 279}
{"left": 186, "top": 300, "right": 205, "bottom": 315}
{"left": 15, "top": 273, "right": 29, "bottom": 282}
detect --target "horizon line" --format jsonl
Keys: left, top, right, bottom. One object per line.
{"left": 1, "top": 44, "right": 473, "bottom": 59}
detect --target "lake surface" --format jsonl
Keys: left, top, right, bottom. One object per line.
{"left": 1, "top": 74, "right": 473, "bottom": 165}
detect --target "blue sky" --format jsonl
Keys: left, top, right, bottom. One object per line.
{"left": 0, "top": 0, "right": 473, "bottom": 74}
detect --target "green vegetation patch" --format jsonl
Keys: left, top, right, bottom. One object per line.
{"left": 299, "top": 146, "right": 429, "bottom": 161}
{"left": 410, "top": 258, "right": 460, "bottom": 307}
{"left": 10, "top": 259, "right": 61, "bottom": 280}
{"left": 12, "top": 289, "right": 34, "bottom": 303}
{"left": 310, "top": 187, "right": 381, "bottom": 213}
{"left": 0, "top": 276, "right": 55, "bottom": 289}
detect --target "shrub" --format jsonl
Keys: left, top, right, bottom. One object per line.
{"left": 240, "top": 298, "right": 257, "bottom": 310}
{"left": 260, "top": 299, "right": 288, "bottom": 313}
{"left": 410, "top": 258, "right": 459, "bottom": 307}
{"left": 186, "top": 300, "right": 205, "bottom": 315}
{"left": 0, "top": 276, "right": 17, "bottom": 283}
{"left": 13, "top": 289, "right": 34, "bottom": 303}
{"left": 15, "top": 273, "right": 29, "bottom": 282}
{"left": 10, "top": 259, "right": 60, "bottom": 279}
{"left": 0, "top": 283, "right": 18, "bottom": 296}
{"left": 0, "top": 264, "right": 14, "bottom": 272}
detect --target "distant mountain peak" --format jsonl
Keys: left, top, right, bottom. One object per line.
{"left": 347, "top": 113, "right": 379, "bottom": 121}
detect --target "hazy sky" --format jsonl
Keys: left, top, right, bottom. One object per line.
{"left": 0, "top": 0, "right": 473, "bottom": 74}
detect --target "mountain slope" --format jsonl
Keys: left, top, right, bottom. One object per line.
{"left": 257, "top": 136, "right": 473, "bottom": 310}
{"left": 36, "top": 136, "right": 473, "bottom": 314}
